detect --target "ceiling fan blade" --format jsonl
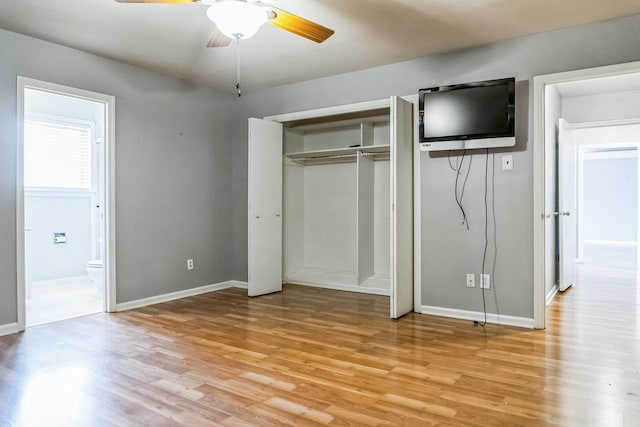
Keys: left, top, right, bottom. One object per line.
{"left": 268, "top": 7, "right": 334, "bottom": 43}
{"left": 115, "top": 0, "right": 197, "bottom": 3}
{"left": 207, "top": 27, "right": 232, "bottom": 48}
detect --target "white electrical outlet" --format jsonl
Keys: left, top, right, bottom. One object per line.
{"left": 466, "top": 273, "right": 475, "bottom": 288}
{"left": 187, "top": 259, "right": 194, "bottom": 271}
{"left": 481, "top": 274, "right": 490, "bottom": 289}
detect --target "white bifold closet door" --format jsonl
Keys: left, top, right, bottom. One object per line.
{"left": 248, "top": 118, "right": 283, "bottom": 297}
{"left": 390, "top": 96, "right": 413, "bottom": 319}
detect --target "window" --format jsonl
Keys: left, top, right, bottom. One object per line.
{"left": 24, "top": 117, "right": 93, "bottom": 190}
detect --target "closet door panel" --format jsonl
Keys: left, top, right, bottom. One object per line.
{"left": 248, "top": 118, "right": 283, "bottom": 297}
{"left": 390, "top": 97, "right": 414, "bottom": 318}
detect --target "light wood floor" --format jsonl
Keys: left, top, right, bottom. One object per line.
{"left": 1, "top": 265, "right": 639, "bottom": 426}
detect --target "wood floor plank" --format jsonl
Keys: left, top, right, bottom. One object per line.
{"left": 1, "top": 262, "right": 640, "bottom": 425}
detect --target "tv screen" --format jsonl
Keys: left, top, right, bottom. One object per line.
{"left": 418, "top": 78, "right": 515, "bottom": 150}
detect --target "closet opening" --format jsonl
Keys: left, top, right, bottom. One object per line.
{"left": 248, "top": 97, "right": 414, "bottom": 318}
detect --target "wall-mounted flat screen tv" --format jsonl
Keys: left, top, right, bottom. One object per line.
{"left": 418, "top": 77, "right": 515, "bottom": 151}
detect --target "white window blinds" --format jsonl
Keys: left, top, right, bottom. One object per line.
{"left": 24, "top": 119, "right": 92, "bottom": 190}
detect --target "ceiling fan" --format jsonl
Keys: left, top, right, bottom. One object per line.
{"left": 116, "top": 0, "right": 334, "bottom": 46}
{"left": 116, "top": 0, "right": 334, "bottom": 95}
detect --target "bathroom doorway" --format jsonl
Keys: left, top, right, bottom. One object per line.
{"left": 17, "top": 78, "right": 116, "bottom": 329}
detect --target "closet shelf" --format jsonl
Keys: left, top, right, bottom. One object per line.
{"left": 285, "top": 145, "right": 390, "bottom": 165}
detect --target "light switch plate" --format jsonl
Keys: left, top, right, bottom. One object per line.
{"left": 502, "top": 155, "right": 513, "bottom": 171}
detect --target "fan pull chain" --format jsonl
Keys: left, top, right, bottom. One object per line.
{"left": 235, "top": 36, "right": 241, "bottom": 97}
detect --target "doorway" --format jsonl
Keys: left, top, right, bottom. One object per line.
{"left": 16, "top": 77, "right": 116, "bottom": 330}
{"left": 579, "top": 145, "right": 637, "bottom": 268}
{"left": 533, "top": 61, "right": 640, "bottom": 328}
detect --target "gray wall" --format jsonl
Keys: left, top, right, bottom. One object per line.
{"left": 563, "top": 89, "right": 640, "bottom": 123}
{"left": 583, "top": 156, "right": 637, "bottom": 242}
{"left": 0, "top": 28, "right": 235, "bottom": 325}
{"left": 25, "top": 194, "right": 92, "bottom": 281}
{"left": 232, "top": 14, "right": 640, "bottom": 319}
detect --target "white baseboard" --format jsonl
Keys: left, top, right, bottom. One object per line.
{"left": 584, "top": 240, "right": 637, "bottom": 247}
{"left": 0, "top": 322, "right": 20, "bottom": 337}
{"left": 285, "top": 268, "right": 358, "bottom": 287}
{"left": 116, "top": 280, "right": 246, "bottom": 312}
{"left": 546, "top": 284, "right": 559, "bottom": 306}
{"left": 284, "top": 267, "right": 389, "bottom": 296}
{"left": 287, "top": 281, "right": 390, "bottom": 296}
{"left": 231, "top": 281, "right": 248, "bottom": 290}
{"left": 420, "top": 305, "right": 534, "bottom": 329}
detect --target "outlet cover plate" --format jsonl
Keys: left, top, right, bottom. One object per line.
{"left": 466, "top": 273, "right": 475, "bottom": 288}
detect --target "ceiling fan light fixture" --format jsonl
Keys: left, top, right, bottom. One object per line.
{"left": 206, "top": 1, "right": 268, "bottom": 40}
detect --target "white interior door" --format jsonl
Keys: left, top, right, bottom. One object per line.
{"left": 390, "top": 96, "right": 414, "bottom": 318}
{"left": 248, "top": 118, "right": 283, "bottom": 297}
{"left": 558, "top": 119, "right": 577, "bottom": 292}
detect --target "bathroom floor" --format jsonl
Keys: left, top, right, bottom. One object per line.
{"left": 26, "top": 276, "right": 103, "bottom": 327}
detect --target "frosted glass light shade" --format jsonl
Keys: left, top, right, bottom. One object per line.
{"left": 207, "top": 1, "right": 268, "bottom": 39}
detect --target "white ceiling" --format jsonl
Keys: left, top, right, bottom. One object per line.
{"left": 1, "top": 0, "right": 640, "bottom": 93}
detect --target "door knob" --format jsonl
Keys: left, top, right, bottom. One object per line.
{"left": 545, "top": 211, "right": 570, "bottom": 218}
{"left": 255, "top": 215, "right": 260, "bottom": 219}
{"left": 275, "top": 212, "right": 280, "bottom": 217}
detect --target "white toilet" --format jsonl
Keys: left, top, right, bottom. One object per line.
{"left": 86, "top": 260, "right": 104, "bottom": 295}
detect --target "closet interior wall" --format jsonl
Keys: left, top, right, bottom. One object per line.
{"left": 283, "top": 119, "right": 392, "bottom": 294}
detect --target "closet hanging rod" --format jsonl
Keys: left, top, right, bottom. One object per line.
{"left": 305, "top": 153, "right": 356, "bottom": 160}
